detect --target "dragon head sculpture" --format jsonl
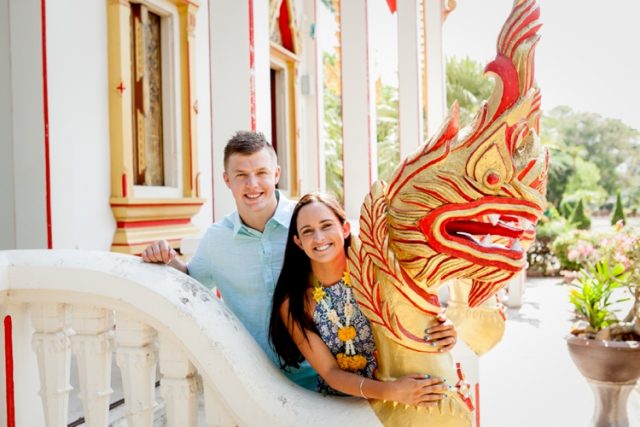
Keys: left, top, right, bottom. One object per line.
{"left": 385, "top": 0, "right": 547, "bottom": 307}
{"left": 347, "top": 1, "right": 547, "bottom": 424}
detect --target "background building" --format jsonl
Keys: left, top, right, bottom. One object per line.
{"left": 0, "top": 0, "right": 450, "bottom": 254}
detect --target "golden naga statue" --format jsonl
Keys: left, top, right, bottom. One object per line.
{"left": 346, "top": 0, "right": 547, "bottom": 425}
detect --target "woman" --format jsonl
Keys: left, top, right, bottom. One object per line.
{"left": 269, "top": 193, "right": 457, "bottom": 406}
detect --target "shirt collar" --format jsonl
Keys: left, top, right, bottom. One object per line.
{"left": 271, "top": 191, "right": 293, "bottom": 228}
{"left": 231, "top": 190, "right": 291, "bottom": 235}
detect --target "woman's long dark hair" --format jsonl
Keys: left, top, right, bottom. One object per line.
{"left": 269, "top": 192, "right": 351, "bottom": 370}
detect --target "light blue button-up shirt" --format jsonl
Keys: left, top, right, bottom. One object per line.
{"left": 187, "top": 192, "right": 317, "bottom": 389}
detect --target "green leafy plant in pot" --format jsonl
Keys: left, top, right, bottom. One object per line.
{"left": 567, "top": 258, "right": 640, "bottom": 427}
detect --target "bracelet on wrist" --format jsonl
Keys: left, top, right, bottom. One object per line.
{"left": 359, "top": 377, "right": 368, "bottom": 399}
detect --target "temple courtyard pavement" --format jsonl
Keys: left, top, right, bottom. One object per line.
{"left": 480, "top": 276, "right": 640, "bottom": 427}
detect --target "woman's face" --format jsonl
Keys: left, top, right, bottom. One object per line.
{"left": 293, "top": 202, "right": 350, "bottom": 266}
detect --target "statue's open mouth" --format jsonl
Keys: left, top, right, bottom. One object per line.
{"left": 418, "top": 196, "right": 542, "bottom": 272}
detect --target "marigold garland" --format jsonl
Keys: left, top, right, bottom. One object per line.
{"left": 314, "top": 267, "right": 367, "bottom": 373}
{"left": 336, "top": 353, "right": 367, "bottom": 372}
{"left": 338, "top": 325, "right": 357, "bottom": 342}
{"left": 312, "top": 286, "right": 326, "bottom": 303}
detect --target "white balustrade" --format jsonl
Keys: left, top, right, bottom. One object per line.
{"left": 115, "top": 314, "right": 159, "bottom": 426}
{"left": 158, "top": 333, "right": 198, "bottom": 427}
{"left": 70, "top": 306, "right": 114, "bottom": 427}
{"left": 30, "top": 302, "right": 73, "bottom": 427}
{"left": 0, "top": 250, "right": 382, "bottom": 426}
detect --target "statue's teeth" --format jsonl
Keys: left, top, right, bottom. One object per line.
{"left": 511, "top": 238, "right": 522, "bottom": 251}
{"left": 520, "top": 218, "right": 533, "bottom": 230}
{"left": 481, "top": 235, "right": 492, "bottom": 246}
{"left": 488, "top": 214, "right": 500, "bottom": 226}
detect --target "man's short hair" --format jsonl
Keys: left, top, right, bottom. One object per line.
{"left": 224, "top": 131, "right": 277, "bottom": 170}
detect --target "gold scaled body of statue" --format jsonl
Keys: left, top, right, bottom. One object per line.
{"left": 347, "top": 0, "right": 547, "bottom": 425}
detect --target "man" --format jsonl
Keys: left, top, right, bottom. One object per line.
{"left": 142, "top": 130, "right": 317, "bottom": 390}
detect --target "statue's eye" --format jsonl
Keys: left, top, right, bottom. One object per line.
{"left": 484, "top": 170, "right": 501, "bottom": 188}
{"left": 464, "top": 123, "right": 517, "bottom": 192}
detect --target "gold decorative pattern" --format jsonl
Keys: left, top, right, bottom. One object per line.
{"left": 347, "top": 1, "right": 547, "bottom": 424}
{"left": 107, "top": 0, "right": 203, "bottom": 254}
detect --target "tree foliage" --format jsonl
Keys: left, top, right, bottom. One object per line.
{"left": 323, "top": 52, "right": 344, "bottom": 202}
{"left": 569, "top": 199, "right": 591, "bottom": 230}
{"left": 446, "top": 56, "right": 494, "bottom": 128}
{"left": 376, "top": 84, "right": 399, "bottom": 182}
{"left": 543, "top": 106, "right": 640, "bottom": 209}
{"left": 611, "top": 191, "right": 626, "bottom": 226}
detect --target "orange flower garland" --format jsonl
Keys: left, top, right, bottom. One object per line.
{"left": 336, "top": 353, "right": 368, "bottom": 372}
{"left": 338, "top": 325, "right": 357, "bottom": 342}
{"left": 314, "top": 267, "right": 367, "bottom": 373}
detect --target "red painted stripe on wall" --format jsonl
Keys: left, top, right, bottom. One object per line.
{"left": 338, "top": 0, "right": 345, "bottom": 201}
{"left": 364, "top": 0, "right": 372, "bottom": 186}
{"left": 207, "top": 0, "right": 216, "bottom": 222}
{"left": 110, "top": 201, "right": 203, "bottom": 208}
{"left": 475, "top": 382, "right": 481, "bottom": 427}
{"left": 186, "top": 13, "right": 194, "bottom": 194}
{"left": 41, "top": 0, "right": 52, "bottom": 249}
{"left": 116, "top": 219, "right": 191, "bottom": 228}
{"left": 121, "top": 173, "right": 128, "bottom": 198}
{"left": 313, "top": 0, "right": 321, "bottom": 188}
{"left": 248, "top": 0, "right": 256, "bottom": 130}
{"left": 4, "top": 316, "right": 15, "bottom": 427}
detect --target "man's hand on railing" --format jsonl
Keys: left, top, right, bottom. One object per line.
{"left": 141, "top": 240, "right": 188, "bottom": 274}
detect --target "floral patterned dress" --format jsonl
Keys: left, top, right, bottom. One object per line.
{"left": 312, "top": 279, "right": 377, "bottom": 395}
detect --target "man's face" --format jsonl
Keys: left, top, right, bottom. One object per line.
{"left": 223, "top": 148, "right": 281, "bottom": 218}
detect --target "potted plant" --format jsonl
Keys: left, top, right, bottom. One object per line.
{"left": 566, "top": 235, "right": 640, "bottom": 427}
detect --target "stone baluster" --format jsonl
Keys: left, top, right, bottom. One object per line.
{"left": 203, "top": 383, "right": 237, "bottom": 427}
{"left": 30, "top": 303, "right": 73, "bottom": 427}
{"left": 70, "top": 306, "right": 115, "bottom": 426}
{"left": 115, "top": 313, "right": 158, "bottom": 426}
{"left": 158, "top": 333, "right": 198, "bottom": 426}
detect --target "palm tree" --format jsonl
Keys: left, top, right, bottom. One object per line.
{"left": 446, "top": 56, "right": 494, "bottom": 128}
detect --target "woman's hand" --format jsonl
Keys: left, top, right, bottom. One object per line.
{"left": 384, "top": 375, "right": 447, "bottom": 407}
{"left": 424, "top": 312, "right": 457, "bottom": 352}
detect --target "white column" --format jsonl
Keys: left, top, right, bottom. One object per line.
{"left": 9, "top": 0, "right": 48, "bottom": 248}
{"left": 503, "top": 271, "right": 526, "bottom": 308}
{"left": 297, "top": 0, "right": 324, "bottom": 193}
{"left": 30, "top": 303, "right": 73, "bottom": 427}
{"left": 209, "top": 0, "right": 271, "bottom": 220}
{"left": 340, "top": 0, "right": 377, "bottom": 219}
{"left": 70, "top": 306, "right": 115, "bottom": 427}
{"left": 0, "top": 0, "right": 15, "bottom": 249}
{"left": 423, "top": 0, "right": 446, "bottom": 137}
{"left": 397, "top": 0, "right": 424, "bottom": 158}
{"left": 158, "top": 334, "right": 198, "bottom": 427}
{"left": 115, "top": 314, "right": 158, "bottom": 427}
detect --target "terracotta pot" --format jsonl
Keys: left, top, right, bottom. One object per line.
{"left": 566, "top": 336, "right": 640, "bottom": 427}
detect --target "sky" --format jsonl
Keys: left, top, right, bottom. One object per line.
{"left": 318, "top": 1, "right": 640, "bottom": 132}
{"left": 443, "top": 0, "right": 640, "bottom": 132}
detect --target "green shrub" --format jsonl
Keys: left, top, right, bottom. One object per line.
{"left": 559, "top": 199, "right": 577, "bottom": 219}
{"left": 536, "top": 217, "right": 573, "bottom": 244}
{"left": 611, "top": 191, "right": 626, "bottom": 226}
{"left": 569, "top": 199, "right": 591, "bottom": 230}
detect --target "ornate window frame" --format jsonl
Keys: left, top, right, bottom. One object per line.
{"left": 269, "top": 0, "right": 301, "bottom": 197}
{"left": 107, "top": 0, "right": 203, "bottom": 254}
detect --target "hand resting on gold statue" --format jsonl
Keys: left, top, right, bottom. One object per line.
{"left": 424, "top": 312, "right": 458, "bottom": 353}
